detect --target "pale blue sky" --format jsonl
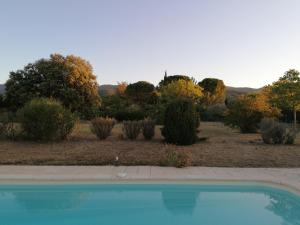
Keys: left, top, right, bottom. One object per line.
{"left": 1, "top": 0, "right": 300, "bottom": 87}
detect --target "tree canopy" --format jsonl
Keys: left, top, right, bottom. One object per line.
{"left": 198, "top": 78, "right": 226, "bottom": 106}
{"left": 271, "top": 69, "right": 300, "bottom": 126}
{"left": 5, "top": 54, "right": 101, "bottom": 113}
{"left": 125, "top": 81, "right": 155, "bottom": 104}
{"left": 160, "top": 79, "right": 203, "bottom": 101}
{"left": 158, "top": 75, "right": 192, "bottom": 89}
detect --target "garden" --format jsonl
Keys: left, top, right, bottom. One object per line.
{"left": 0, "top": 54, "right": 299, "bottom": 167}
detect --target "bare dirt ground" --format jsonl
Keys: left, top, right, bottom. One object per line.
{"left": 0, "top": 122, "right": 299, "bottom": 167}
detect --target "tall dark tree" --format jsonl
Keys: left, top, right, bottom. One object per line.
{"left": 5, "top": 54, "right": 101, "bottom": 112}
{"left": 198, "top": 78, "right": 226, "bottom": 106}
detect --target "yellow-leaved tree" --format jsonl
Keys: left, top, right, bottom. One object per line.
{"left": 160, "top": 79, "right": 203, "bottom": 101}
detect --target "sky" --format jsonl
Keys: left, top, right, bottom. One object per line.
{"left": 1, "top": 0, "right": 300, "bottom": 88}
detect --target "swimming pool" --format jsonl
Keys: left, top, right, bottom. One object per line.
{"left": 0, "top": 183, "right": 299, "bottom": 225}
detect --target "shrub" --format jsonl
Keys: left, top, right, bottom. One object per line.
{"left": 161, "top": 98, "right": 199, "bottom": 145}
{"left": 18, "top": 98, "right": 77, "bottom": 141}
{"left": 161, "top": 150, "right": 191, "bottom": 168}
{"left": 91, "top": 117, "right": 116, "bottom": 140}
{"left": 260, "top": 118, "right": 297, "bottom": 144}
{"left": 123, "top": 121, "right": 142, "bottom": 140}
{"left": 0, "top": 112, "right": 18, "bottom": 140}
{"left": 142, "top": 118, "right": 155, "bottom": 140}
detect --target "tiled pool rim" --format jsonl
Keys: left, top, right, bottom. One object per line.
{"left": 0, "top": 166, "right": 299, "bottom": 195}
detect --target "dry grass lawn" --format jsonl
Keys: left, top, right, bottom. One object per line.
{"left": 0, "top": 122, "right": 299, "bottom": 167}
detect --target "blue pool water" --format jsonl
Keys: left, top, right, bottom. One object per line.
{"left": 0, "top": 184, "right": 300, "bottom": 225}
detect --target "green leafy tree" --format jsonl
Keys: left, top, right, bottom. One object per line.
{"left": 125, "top": 81, "right": 155, "bottom": 104}
{"left": 198, "top": 78, "right": 226, "bottom": 105}
{"left": 160, "top": 79, "right": 203, "bottom": 101}
{"left": 271, "top": 69, "right": 300, "bottom": 127}
{"left": 5, "top": 54, "right": 101, "bottom": 113}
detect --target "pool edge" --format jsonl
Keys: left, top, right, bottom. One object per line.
{"left": 0, "top": 166, "right": 299, "bottom": 195}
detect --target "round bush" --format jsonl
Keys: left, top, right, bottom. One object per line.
{"left": 260, "top": 118, "right": 297, "bottom": 145}
{"left": 18, "top": 98, "right": 77, "bottom": 141}
{"left": 161, "top": 98, "right": 199, "bottom": 145}
{"left": 91, "top": 117, "right": 116, "bottom": 140}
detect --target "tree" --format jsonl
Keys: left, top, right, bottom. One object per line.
{"left": 5, "top": 54, "right": 101, "bottom": 113}
{"left": 0, "top": 94, "right": 5, "bottom": 110}
{"left": 162, "top": 98, "right": 199, "bottom": 145}
{"left": 125, "top": 81, "right": 155, "bottom": 104}
{"left": 225, "top": 92, "right": 280, "bottom": 133}
{"left": 116, "top": 81, "right": 128, "bottom": 97}
{"left": 271, "top": 69, "right": 300, "bottom": 127}
{"left": 160, "top": 79, "right": 203, "bottom": 101}
{"left": 158, "top": 74, "right": 192, "bottom": 89}
{"left": 198, "top": 78, "right": 226, "bottom": 105}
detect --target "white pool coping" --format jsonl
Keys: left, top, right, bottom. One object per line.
{"left": 0, "top": 166, "right": 300, "bottom": 194}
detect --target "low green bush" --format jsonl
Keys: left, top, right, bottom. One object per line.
{"left": 18, "top": 98, "right": 77, "bottom": 141}
{"left": 260, "top": 118, "right": 297, "bottom": 144}
{"left": 142, "top": 118, "right": 155, "bottom": 140}
{"left": 123, "top": 121, "right": 142, "bottom": 140}
{"left": 91, "top": 117, "right": 116, "bottom": 140}
{"left": 161, "top": 98, "right": 199, "bottom": 145}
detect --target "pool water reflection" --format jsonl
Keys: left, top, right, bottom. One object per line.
{"left": 0, "top": 184, "right": 300, "bottom": 225}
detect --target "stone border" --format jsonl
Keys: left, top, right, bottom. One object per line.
{"left": 0, "top": 166, "right": 299, "bottom": 194}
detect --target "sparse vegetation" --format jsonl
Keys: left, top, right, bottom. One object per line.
{"left": 161, "top": 150, "right": 191, "bottom": 168}
{"left": 0, "top": 122, "right": 298, "bottom": 167}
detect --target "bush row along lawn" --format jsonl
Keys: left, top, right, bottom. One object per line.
{"left": 0, "top": 122, "right": 299, "bottom": 167}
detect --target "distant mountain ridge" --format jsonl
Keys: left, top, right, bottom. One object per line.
{"left": 0, "top": 84, "right": 260, "bottom": 97}
{"left": 226, "top": 86, "right": 259, "bottom": 98}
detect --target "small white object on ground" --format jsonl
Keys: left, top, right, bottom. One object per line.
{"left": 117, "top": 172, "right": 127, "bottom": 178}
